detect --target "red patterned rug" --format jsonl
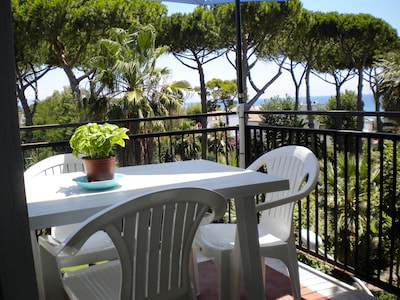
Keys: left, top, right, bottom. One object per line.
{"left": 197, "top": 260, "right": 329, "bottom": 300}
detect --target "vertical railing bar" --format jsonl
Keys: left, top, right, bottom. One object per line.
{"left": 235, "top": 128, "right": 239, "bottom": 167}
{"left": 157, "top": 136, "right": 161, "bottom": 162}
{"left": 343, "top": 134, "right": 349, "bottom": 269}
{"left": 259, "top": 127, "right": 264, "bottom": 155}
{"left": 377, "top": 138, "right": 385, "bottom": 280}
{"left": 288, "top": 126, "right": 293, "bottom": 145}
{"left": 180, "top": 133, "right": 184, "bottom": 160}
{"left": 396, "top": 140, "right": 400, "bottom": 288}
{"left": 192, "top": 131, "right": 196, "bottom": 160}
{"left": 333, "top": 132, "right": 339, "bottom": 266}
{"left": 314, "top": 130, "right": 320, "bottom": 256}
{"left": 354, "top": 136, "right": 360, "bottom": 271}
{"left": 297, "top": 185, "right": 303, "bottom": 250}
{"left": 323, "top": 132, "right": 330, "bottom": 262}
{"left": 213, "top": 131, "right": 217, "bottom": 162}
{"left": 306, "top": 184, "right": 311, "bottom": 251}
{"left": 388, "top": 139, "right": 397, "bottom": 285}
{"left": 169, "top": 135, "right": 173, "bottom": 161}
{"left": 224, "top": 130, "right": 229, "bottom": 164}
{"left": 365, "top": 137, "right": 372, "bottom": 280}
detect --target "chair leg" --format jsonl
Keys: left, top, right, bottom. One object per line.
{"left": 189, "top": 248, "right": 201, "bottom": 296}
{"left": 228, "top": 247, "right": 242, "bottom": 300}
{"left": 263, "top": 244, "right": 301, "bottom": 300}
{"left": 217, "top": 254, "right": 231, "bottom": 300}
{"left": 205, "top": 250, "right": 238, "bottom": 300}
{"left": 280, "top": 243, "right": 301, "bottom": 300}
{"left": 31, "top": 231, "right": 45, "bottom": 300}
{"left": 195, "top": 245, "right": 243, "bottom": 300}
{"left": 286, "top": 255, "right": 301, "bottom": 300}
{"left": 261, "top": 256, "right": 266, "bottom": 289}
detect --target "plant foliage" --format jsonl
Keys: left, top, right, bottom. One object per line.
{"left": 70, "top": 123, "right": 129, "bottom": 159}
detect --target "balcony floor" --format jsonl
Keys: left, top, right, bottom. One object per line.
{"left": 196, "top": 256, "right": 375, "bottom": 300}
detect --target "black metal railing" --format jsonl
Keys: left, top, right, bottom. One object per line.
{"left": 20, "top": 111, "right": 400, "bottom": 296}
{"left": 247, "top": 123, "right": 400, "bottom": 295}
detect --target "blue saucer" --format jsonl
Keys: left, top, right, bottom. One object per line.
{"left": 73, "top": 173, "right": 124, "bottom": 190}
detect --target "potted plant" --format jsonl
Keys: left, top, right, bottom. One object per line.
{"left": 70, "top": 122, "right": 129, "bottom": 182}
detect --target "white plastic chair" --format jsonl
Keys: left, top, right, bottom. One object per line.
{"left": 194, "top": 145, "right": 320, "bottom": 300}
{"left": 38, "top": 187, "right": 227, "bottom": 300}
{"left": 24, "top": 153, "right": 85, "bottom": 178}
{"left": 25, "top": 153, "right": 118, "bottom": 268}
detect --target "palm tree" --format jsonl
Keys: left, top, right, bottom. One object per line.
{"left": 92, "top": 25, "right": 191, "bottom": 165}
{"left": 325, "top": 152, "right": 381, "bottom": 272}
{"left": 376, "top": 52, "right": 400, "bottom": 130}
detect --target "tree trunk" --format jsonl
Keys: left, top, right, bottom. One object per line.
{"left": 17, "top": 87, "right": 35, "bottom": 143}
{"left": 196, "top": 57, "right": 208, "bottom": 160}
{"left": 305, "top": 66, "right": 315, "bottom": 129}
{"left": 335, "top": 81, "right": 343, "bottom": 130}
{"left": 62, "top": 65, "right": 82, "bottom": 105}
{"left": 357, "top": 66, "right": 365, "bottom": 131}
{"left": 374, "top": 93, "right": 383, "bottom": 132}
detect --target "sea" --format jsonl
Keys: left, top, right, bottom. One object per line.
{"left": 186, "top": 94, "right": 377, "bottom": 111}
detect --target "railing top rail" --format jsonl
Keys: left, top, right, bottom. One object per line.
{"left": 247, "top": 109, "right": 400, "bottom": 117}
{"left": 19, "top": 112, "right": 237, "bottom": 131}
{"left": 248, "top": 123, "right": 400, "bottom": 139}
{"left": 19, "top": 109, "right": 400, "bottom": 131}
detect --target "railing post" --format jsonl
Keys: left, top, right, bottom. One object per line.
{"left": 238, "top": 103, "right": 246, "bottom": 168}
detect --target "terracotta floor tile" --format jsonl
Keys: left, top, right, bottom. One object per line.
{"left": 197, "top": 261, "right": 328, "bottom": 300}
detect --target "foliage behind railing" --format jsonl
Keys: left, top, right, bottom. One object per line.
{"left": 246, "top": 118, "right": 400, "bottom": 297}
{"left": 20, "top": 111, "right": 400, "bottom": 296}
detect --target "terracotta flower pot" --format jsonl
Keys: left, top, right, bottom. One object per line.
{"left": 82, "top": 156, "right": 116, "bottom": 182}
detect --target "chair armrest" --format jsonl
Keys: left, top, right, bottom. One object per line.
{"left": 255, "top": 191, "right": 305, "bottom": 212}
{"left": 38, "top": 235, "right": 79, "bottom": 257}
{"left": 256, "top": 177, "right": 318, "bottom": 212}
{"left": 38, "top": 235, "right": 63, "bottom": 257}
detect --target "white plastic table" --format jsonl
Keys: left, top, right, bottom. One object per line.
{"left": 26, "top": 159, "right": 289, "bottom": 300}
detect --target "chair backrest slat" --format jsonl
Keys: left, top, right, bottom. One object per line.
{"left": 147, "top": 207, "right": 164, "bottom": 294}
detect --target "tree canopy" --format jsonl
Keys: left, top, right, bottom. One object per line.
{"left": 12, "top": 0, "right": 400, "bottom": 132}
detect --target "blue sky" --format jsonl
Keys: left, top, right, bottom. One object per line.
{"left": 160, "top": 0, "right": 400, "bottom": 102}
{"left": 301, "top": 0, "right": 399, "bottom": 32}
{"left": 36, "top": 0, "right": 400, "bottom": 102}
{"left": 166, "top": 0, "right": 399, "bottom": 31}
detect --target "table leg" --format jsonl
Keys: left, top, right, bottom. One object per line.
{"left": 235, "top": 196, "right": 265, "bottom": 300}
{"left": 30, "top": 231, "right": 45, "bottom": 300}
{"left": 32, "top": 231, "right": 65, "bottom": 299}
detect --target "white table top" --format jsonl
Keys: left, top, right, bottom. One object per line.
{"left": 26, "top": 159, "right": 289, "bottom": 230}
